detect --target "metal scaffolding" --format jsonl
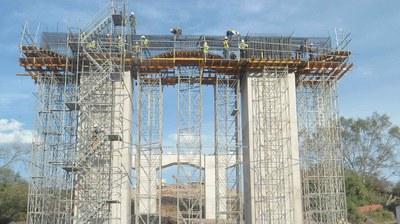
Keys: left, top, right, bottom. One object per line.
{"left": 67, "top": 0, "right": 131, "bottom": 222}
{"left": 297, "top": 80, "right": 347, "bottom": 223}
{"left": 214, "top": 74, "right": 242, "bottom": 224}
{"left": 22, "top": 0, "right": 132, "bottom": 223}
{"left": 177, "top": 66, "right": 203, "bottom": 223}
{"left": 27, "top": 71, "right": 68, "bottom": 223}
{"left": 18, "top": 1, "right": 352, "bottom": 221}
{"left": 19, "top": 22, "right": 75, "bottom": 223}
{"left": 135, "top": 72, "right": 163, "bottom": 224}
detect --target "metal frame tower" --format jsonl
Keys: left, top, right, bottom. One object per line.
{"left": 65, "top": 0, "right": 132, "bottom": 222}
{"left": 297, "top": 80, "right": 347, "bottom": 223}
{"left": 135, "top": 72, "right": 163, "bottom": 223}
{"left": 21, "top": 0, "right": 133, "bottom": 223}
{"left": 177, "top": 66, "right": 203, "bottom": 223}
{"left": 296, "top": 37, "right": 351, "bottom": 223}
{"left": 214, "top": 73, "right": 243, "bottom": 223}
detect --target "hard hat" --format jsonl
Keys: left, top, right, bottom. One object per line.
{"left": 118, "top": 36, "right": 121, "bottom": 39}
{"left": 106, "top": 33, "right": 110, "bottom": 36}
{"left": 141, "top": 35, "right": 145, "bottom": 38}
{"left": 224, "top": 36, "right": 228, "bottom": 39}
{"left": 92, "top": 40, "right": 95, "bottom": 43}
{"left": 310, "top": 43, "right": 314, "bottom": 45}
{"left": 94, "top": 124, "right": 98, "bottom": 127}
{"left": 135, "top": 42, "right": 138, "bottom": 44}
{"left": 241, "top": 39, "right": 244, "bottom": 42}
{"left": 131, "top": 12, "right": 134, "bottom": 15}
{"left": 170, "top": 28, "right": 173, "bottom": 32}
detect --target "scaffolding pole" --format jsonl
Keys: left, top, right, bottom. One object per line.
{"left": 297, "top": 80, "right": 347, "bottom": 224}
{"left": 177, "top": 66, "right": 203, "bottom": 224}
{"left": 214, "top": 74, "right": 243, "bottom": 224}
{"left": 135, "top": 72, "right": 163, "bottom": 224}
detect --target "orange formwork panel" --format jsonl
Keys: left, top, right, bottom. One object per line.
{"left": 19, "top": 48, "right": 352, "bottom": 83}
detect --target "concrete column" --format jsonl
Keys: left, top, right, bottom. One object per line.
{"left": 121, "top": 71, "right": 133, "bottom": 224}
{"left": 111, "top": 71, "right": 133, "bottom": 224}
{"left": 240, "top": 74, "right": 255, "bottom": 224}
{"left": 288, "top": 72, "right": 303, "bottom": 224}
{"left": 205, "top": 155, "right": 216, "bottom": 221}
{"left": 137, "top": 157, "right": 158, "bottom": 214}
{"left": 241, "top": 71, "right": 303, "bottom": 224}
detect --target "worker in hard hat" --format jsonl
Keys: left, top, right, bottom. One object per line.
{"left": 134, "top": 41, "right": 141, "bottom": 58}
{"left": 226, "top": 29, "right": 239, "bottom": 40}
{"left": 203, "top": 41, "right": 209, "bottom": 58}
{"left": 141, "top": 36, "right": 150, "bottom": 58}
{"left": 92, "top": 124, "right": 101, "bottom": 148}
{"left": 170, "top": 28, "right": 182, "bottom": 36}
{"left": 87, "top": 40, "right": 96, "bottom": 50}
{"left": 129, "top": 12, "right": 136, "bottom": 35}
{"left": 106, "top": 33, "right": 112, "bottom": 43}
{"left": 223, "top": 36, "right": 231, "bottom": 59}
{"left": 118, "top": 36, "right": 124, "bottom": 48}
{"left": 308, "top": 43, "right": 315, "bottom": 60}
{"left": 239, "top": 39, "right": 248, "bottom": 59}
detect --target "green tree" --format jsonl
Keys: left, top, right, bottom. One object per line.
{"left": 0, "top": 168, "right": 29, "bottom": 223}
{"left": 341, "top": 112, "right": 400, "bottom": 179}
{"left": 345, "top": 170, "right": 395, "bottom": 223}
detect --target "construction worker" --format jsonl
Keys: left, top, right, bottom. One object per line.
{"left": 308, "top": 43, "right": 315, "bottom": 60}
{"left": 223, "top": 36, "right": 231, "bottom": 59}
{"left": 295, "top": 45, "right": 302, "bottom": 60}
{"left": 226, "top": 29, "right": 239, "bottom": 40}
{"left": 87, "top": 40, "right": 96, "bottom": 50}
{"left": 118, "top": 36, "right": 123, "bottom": 48}
{"left": 203, "top": 41, "right": 209, "bottom": 58}
{"left": 141, "top": 36, "right": 150, "bottom": 58}
{"left": 92, "top": 124, "right": 100, "bottom": 148}
{"left": 300, "top": 44, "right": 306, "bottom": 59}
{"left": 117, "top": 36, "right": 127, "bottom": 54}
{"left": 106, "top": 33, "right": 112, "bottom": 43}
{"left": 134, "top": 41, "right": 141, "bottom": 58}
{"left": 170, "top": 28, "right": 182, "bottom": 36}
{"left": 239, "top": 39, "right": 248, "bottom": 59}
{"left": 129, "top": 12, "right": 136, "bottom": 35}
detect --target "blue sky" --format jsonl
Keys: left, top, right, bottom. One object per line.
{"left": 1, "top": 0, "right": 399, "bottom": 147}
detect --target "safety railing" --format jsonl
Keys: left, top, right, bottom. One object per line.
{"left": 39, "top": 33, "right": 349, "bottom": 62}
{"left": 80, "top": 1, "right": 112, "bottom": 42}
{"left": 123, "top": 37, "right": 341, "bottom": 61}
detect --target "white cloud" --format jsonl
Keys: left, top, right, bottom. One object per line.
{"left": 0, "top": 119, "right": 32, "bottom": 144}
{"left": 0, "top": 119, "right": 23, "bottom": 132}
